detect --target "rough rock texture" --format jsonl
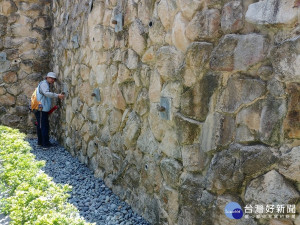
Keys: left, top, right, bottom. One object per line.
{"left": 283, "top": 83, "right": 300, "bottom": 139}
{"left": 205, "top": 148, "right": 244, "bottom": 194}
{"left": 1, "top": 0, "right": 299, "bottom": 224}
{"left": 0, "top": 0, "right": 52, "bottom": 132}
{"left": 279, "top": 146, "right": 300, "bottom": 182}
{"left": 245, "top": 0, "right": 298, "bottom": 26}
{"left": 217, "top": 76, "right": 266, "bottom": 113}
{"left": 200, "top": 112, "right": 235, "bottom": 153}
{"left": 210, "top": 34, "right": 268, "bottom": 72}
{"left": 221, "top": 1, "right": 244, "bottom": 33}
{"left": 272, "top": 36, "right": 300, "bottom": 83}
{"left": 245, "top": 170, "right": 299, "bottom": 205}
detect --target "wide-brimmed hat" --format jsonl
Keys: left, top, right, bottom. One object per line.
{"left": 46, "top": 72, "right": 57, "bottom": 79}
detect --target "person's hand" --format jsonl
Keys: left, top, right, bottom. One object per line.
{"left": 58, "top": 94, "right": 65, "bottom": 100}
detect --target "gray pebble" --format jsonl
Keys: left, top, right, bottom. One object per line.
{"left": 27, "top": 138, "right": 151, "bottom": 225}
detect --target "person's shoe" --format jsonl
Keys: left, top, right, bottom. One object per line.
{"left": 46, "top": 143, "right": 57, "bottom": 147}
{"left": 42, "top": 143, "right": 57, "bottom": 149}
{"left": 42, "top": 146, "right": 50, "bottom": 150}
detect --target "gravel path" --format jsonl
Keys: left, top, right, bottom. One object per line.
{"left": 27, "top": 138, "right": 151, "bottom": 225}
{"left": 0, "top": 162, "right": 10, "bottom": 225}
{"left": 0, "top": 212, "right": 10, "bottom": 225}
{"left": 0, "top": 192, "right": 10, "bottom": 225}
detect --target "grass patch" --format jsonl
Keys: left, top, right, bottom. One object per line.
{"left": 0, "top": 125, "right": 94, "bottom": 225}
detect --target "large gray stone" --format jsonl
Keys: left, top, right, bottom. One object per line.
{"left": 246, "top": 0, "right": 298, "bottom": 25}
{"left": 87, "top": 141, "right": 98, "bottom": 158}
{"left": 238, "top": 144, "right": 277, "bottom": 176}
{"left": 234, "top": 34, "right": 269, "bottom": 71}
{"left": 159, "top": 184, "right": 179, "bottom": 224}
{"left": 236, "top": 100, "right": 264, "bottom": 141}
{"left": 120, "top": 81, "right": 137, "bottom": 104}
{"left": 186, "top": 9, "right": 220, "bottom": 41}
{"left": 174, "top": 116, "right": 201, "bottom": 145}
{"left": 123, "top": 166, "right": 141, "bottom": 189}
{"left": 182, "top": 144, "right": 209, "bottom": 172}
{"left": 210, "top": 34, "right": 238, "bottom": 71}
{"left": 235, "top": 125, "right": 256, "bottom": 144}
{"left": 158, "top": 129, "right": 182, "bottom": 160}
{"left": 156, "top": 46, "right": 184, "bottom": 82}
{"left": 110, "top": 132, "right": 125, "bottom": 155}
{"left": 96, "top": 146, "right": 114, "bottom": 175}
{"left": 137, "top": 124, "right": 159, "bottom": 157}
{"left": 283, "top": 83, "right": 300, "bottom": 139}
{"left": 0, "top": 114, "right": 20, "bottom": 126}
{"left": 160, "top": 158, "right": 183, "bottom": 189}
{"left": 142, "top": 195, "right": 160, "bottom": 225}
{"left": 267, "top": 78, "right": 285, "bottom": 99}
{"left": 108, "top": 109, "right": 122, "bottom": 135}
{"left": 179, "top": 172, "right": 206, "bottom": 207}
{"left": 259, "top": 97, "right": 287, "bottom": 145}
{"left": 271, "top": 36, "right": 300, "bottom": 83}
{"left": 0, "top": 60, "right": 10, "bottom": 73}
{"left": 15, "top": 106, "right": 29, "bottom": 116}
{"left": 245, "top": 170, "right": 299, "bottom": 205}
{"left": 186, "top": 42, "right": 213, "bottom": 68}
{"left": 178, "top": 173, "right": 214, "bottom": 225}
{"left": 99, "top": 125, "right": 111, "bottom": 146}
{"left": 0, "top": 52, "right": 7, "bottom": 61}
{"left": 217, "top": 76, "right": 266, "bottom": 113}
{"left": 0, "top": 94, "right": 15, "bottom": 106}
{"left": 141, "top": 155, "right": 163, "bottom": 193}
{"left": 87, "top": 106, "right": 98, "bottom": 122}
{"left": 205, "top": 148, "right": 244, "bottom": 194}
{"left": 221, "top": 1, "right": 244, "bottom": 33}
{"left": 210, "top": 34, "right": 268, "bottom": 72}
{"left": 279, "top": 146, "right": 300, "bottom": 182}
{"left": 200, "top": 112, "right": 235, "bottom": 153}
{"left": 180, "top": 72, "right": 219, "bottom": 121}
{"left": 123, "top": 111, "right": 141, "bottom": 149}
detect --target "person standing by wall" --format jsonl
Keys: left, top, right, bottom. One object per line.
{"left": 35, "top": 72, "right": 65, "bottom": 149}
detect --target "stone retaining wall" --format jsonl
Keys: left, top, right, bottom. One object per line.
{"left": 51, "top": 1, "right": 300, "bottom": 224}
{"left": 0, "top": 0, "right": 52, "bottom": 132}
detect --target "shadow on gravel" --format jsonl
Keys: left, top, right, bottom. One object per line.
{"left": 27, "top": 138, "right": 151, "bottom": 225}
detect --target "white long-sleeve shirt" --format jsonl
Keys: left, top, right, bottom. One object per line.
{"left": 39, "top": 80, "right": 58, "bottom": 98}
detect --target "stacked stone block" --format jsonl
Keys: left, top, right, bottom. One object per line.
{"left": 0, "top": 0, "right": 52, "bottom": 132}
{"left": 1, "top": 0, "right": 297, "bottom": 224}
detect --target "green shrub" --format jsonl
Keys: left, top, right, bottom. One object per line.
{"left": 0, "top": 126, "right": 94, "bottom": 225}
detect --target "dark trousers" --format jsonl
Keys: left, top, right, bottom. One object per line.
{"left": 35, "top": 111, "right": 50, "bottom": 146}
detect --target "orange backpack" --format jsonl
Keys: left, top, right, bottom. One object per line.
{"left": 30, "top": 85, "right": 42, "bottom": 111}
